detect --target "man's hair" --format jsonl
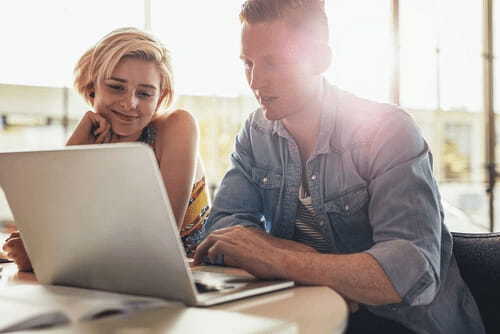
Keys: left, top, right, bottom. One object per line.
{"left": 74, "top": 27, "right": 175, "bottom": 109}
{"left": 239, "top": 0, "right": 329, "bottom": 44}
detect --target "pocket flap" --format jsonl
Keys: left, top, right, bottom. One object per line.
{"left": 251, "top": 166, "right": 283, "bottom": 189}
{"left": 325, "top": 185, "right": 369, "bottom": 216}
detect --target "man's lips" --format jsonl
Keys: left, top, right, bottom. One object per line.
{"left": 258, "top": 96, "right": 278, "bottom": 106}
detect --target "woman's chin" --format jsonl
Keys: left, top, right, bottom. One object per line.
{"left": 110, "top": 125, "right": 143, "bottom": 141}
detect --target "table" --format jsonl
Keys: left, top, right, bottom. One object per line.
{"left": 0, "top": 263, "right": 348, "bottom": 333}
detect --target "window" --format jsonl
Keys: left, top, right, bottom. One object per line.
{"left": 325, "top": 0, "right": 393, "bottom": 103}
{"left": 0, "top": 0, "right": 498, "bottom": 232}
{"left": 400, "top": 0, "right": 488, "bottom": 232}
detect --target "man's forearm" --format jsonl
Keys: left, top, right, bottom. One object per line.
{"left": 279, "top": 251, "right": 402, "bottom": 305}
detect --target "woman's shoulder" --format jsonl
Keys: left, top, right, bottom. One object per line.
{"left": 151, "top": 109, "right": 199, "bottom": 139}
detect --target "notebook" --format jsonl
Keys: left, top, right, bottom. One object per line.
{"left": 0, "top": 143, "right": 293, "bottom": 306}
{"left": 0, "top": 284, "right": 172, "bottom": 332}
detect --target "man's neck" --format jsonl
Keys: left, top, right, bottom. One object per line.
{"left": 282, "top": 81, "right": 324, "bottom": 163}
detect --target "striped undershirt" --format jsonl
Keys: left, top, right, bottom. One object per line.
{"left": 293, "top": 186, "right": 331, "bottom": 253}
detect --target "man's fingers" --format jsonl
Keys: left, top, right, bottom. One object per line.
{"left": 193, "top": 226, "right": 260, "bottom": 265}
{"left": 206, "top": 240, "right": 224, "bottom": 264}
{"left": 206, "top": 240, "right": 241, "bottom": 266}
{"left": 209, "top": 244, "right": 240, "bottom": 268}
{"left": 193, "top": 231, "right": 242, "bottom": 265}
{"left": 193, "top": 236, "right": 216, "bottom": 265}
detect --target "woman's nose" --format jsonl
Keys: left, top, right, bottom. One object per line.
{"left": 120, "top": 93, "right": 139, "bottom": 110}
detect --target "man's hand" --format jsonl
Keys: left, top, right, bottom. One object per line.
{"left": 66, "top": 111, "right": 113, "bottom": 145}
{"left": 2, "top": 232, "right": 33, "bottom": 272}
{"left": 193, "top": 226, "right": 317, "bottom": 279}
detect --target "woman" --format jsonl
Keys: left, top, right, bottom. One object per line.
{"left": 2, "top": 27, "right": 210, "bottom": 271}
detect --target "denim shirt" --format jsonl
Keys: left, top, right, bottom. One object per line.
{"left": 201, "top": 82, "right": 485, "bottom": 334}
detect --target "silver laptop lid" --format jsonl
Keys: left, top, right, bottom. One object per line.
{"left": 0, "top": 143, "right": 198, "bottom": 305}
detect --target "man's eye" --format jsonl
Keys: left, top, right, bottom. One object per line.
{"left": 265, "top": 60, "right": 277, "bottom": 69}
{"left": 243, "top": 61, "right": 252, "bottom": 71}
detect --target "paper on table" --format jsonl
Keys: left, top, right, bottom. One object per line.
{"left": 0, "top": 299, "right": 69, "bottom": 333}
{"left": 0, "top": 284, "right": 180, "bottom": 332}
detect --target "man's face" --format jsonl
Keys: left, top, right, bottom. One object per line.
{"left": 240, "top": 20, "right": 320, "bottom": 121}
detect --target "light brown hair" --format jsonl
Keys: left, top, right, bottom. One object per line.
{"left": 239, "top": 0, "right": 329, "bottom": 43}
{"left": 74, "top": 27, "right": 174, "bottom": 110}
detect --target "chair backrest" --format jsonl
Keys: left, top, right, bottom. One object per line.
{"left": 452, "top": 232, "right": 500, "bottom": 334}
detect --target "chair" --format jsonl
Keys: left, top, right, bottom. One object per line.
{"left": 347, "top": 232, "right": 500, "bottom": 334}
{"left": 452, "top": 232, "right": 500, "bottom": 334}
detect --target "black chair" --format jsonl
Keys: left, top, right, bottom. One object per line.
{"left": 452, "top": 232, "right": 500, "bottom": 334}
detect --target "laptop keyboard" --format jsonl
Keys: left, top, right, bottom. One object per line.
{"left": 191, "top": 271, "right": 255, "bottom": 293}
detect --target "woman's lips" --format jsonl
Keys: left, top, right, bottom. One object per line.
{"left": 112, "top": 110, "right": 139, "bottom": 122}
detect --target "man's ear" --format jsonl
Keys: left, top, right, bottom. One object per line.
{"left": 312, "top": 43, "right": 332, "bottom": 75}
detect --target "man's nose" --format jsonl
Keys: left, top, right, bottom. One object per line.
{"left": 249, "top": 66, "right": 267, "bottom": 90}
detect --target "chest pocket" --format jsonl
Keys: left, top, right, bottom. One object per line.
{"left": 251, "top": 166, "right": 282, "bottom": 189}
{"left": 251, "top": 166, "right": 283, "bottom": 226}
{"left": 324, "top": 185, "right": 374, "bottom": 253}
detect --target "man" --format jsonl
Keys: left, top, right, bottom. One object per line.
{"left": 194, "top": 0, "right": 485, "bottom": 333}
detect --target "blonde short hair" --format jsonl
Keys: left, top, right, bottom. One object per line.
{"left": 74, "top": 27, "right": 174, "bottom": 109}
{"left": 239, "top": 0, "right": 329, "bottom": 44}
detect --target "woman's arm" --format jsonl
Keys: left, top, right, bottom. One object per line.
{"left": 152, "top": 110, "right": 199, "bottom": 227}
{"left": 2, "top": 232, "right": 32, "bottom": 272}
{"left": 66, "top": 111, "right": 111, "bottom": 145}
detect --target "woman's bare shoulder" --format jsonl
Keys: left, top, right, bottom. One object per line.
{"left": 152, "top": 109, "right": 198, "bottom": 136}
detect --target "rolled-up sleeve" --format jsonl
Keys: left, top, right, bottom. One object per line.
{"left": 362, "top": 110, "right": 443, "bottom": 306}
{"left": 199, "top": 114, "right": 266, "bottom": 239}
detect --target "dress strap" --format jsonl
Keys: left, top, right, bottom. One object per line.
{"left": 138, "top": 123, "right": 156, "bottom": 146}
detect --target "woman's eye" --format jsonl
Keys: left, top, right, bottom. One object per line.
{"left": 138, "top": 92, "right": 153, "bottom": 98}
{"left": 107, "top": 84, "right": 123, "bottom": 91}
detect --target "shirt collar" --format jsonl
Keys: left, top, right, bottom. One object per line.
{"left": 272, "top": 79, "right": 338, "bottom": 154}
{"left": 315, "top": 80, "right": 338, "bottom": 155}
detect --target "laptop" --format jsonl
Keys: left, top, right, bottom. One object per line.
{"left": 0, "top": 143, "right": 294, "bottom": 306}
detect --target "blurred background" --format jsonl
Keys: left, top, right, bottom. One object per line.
{"left": 1, "top": 0, "right": 499, "bottom": 234}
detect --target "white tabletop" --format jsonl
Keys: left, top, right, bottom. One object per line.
{"left": 0, "top": 263, "right": 348, "bottom": 333}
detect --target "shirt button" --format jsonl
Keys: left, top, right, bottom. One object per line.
{"left": 262, "top": 177, "right": 268, "bottom": 184}
{"left": 344, "top": 204, "right": 350, "bottom": 211}
{"left": 311, "top": 174, "right": 316, "bottom": 180}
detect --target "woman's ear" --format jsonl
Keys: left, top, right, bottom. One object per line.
{"left": 87, "top": 82, "right": 96, "bottom": 106}
{"left": 88, "top": 91, "right": 95, "bottom": 105}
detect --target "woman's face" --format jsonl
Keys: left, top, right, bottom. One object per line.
{"left": 92, "top": 57, "right": 162, "bottom": 139}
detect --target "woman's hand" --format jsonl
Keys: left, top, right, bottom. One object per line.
{"left": 2, "top": 232, "right": 33, "bottom": 272}
{"left": 66, "top": 111, "right": 112, "bottom": 145}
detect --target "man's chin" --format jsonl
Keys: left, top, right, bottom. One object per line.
{"left": 262, "top": 107, "right": 282, "bottom": 121}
